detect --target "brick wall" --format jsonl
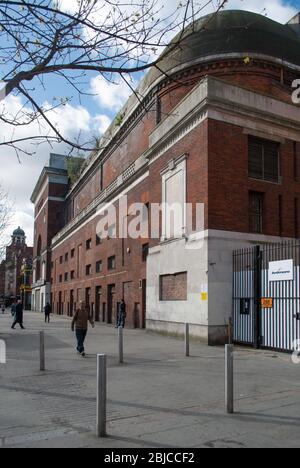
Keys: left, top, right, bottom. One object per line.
{"left": 208, "top": 120, "right": 300, "bottom": 237}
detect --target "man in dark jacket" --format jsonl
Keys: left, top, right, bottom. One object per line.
{"left": 71, "top": 302, "right": 95, "bottom": 357}
{"left": 11, "top": 301, "right": 16, "bottom": 317}
{"left": 44, "top": 303, "right": 52, "bottom": 323}
{"left": 11, "top": 300, "right": 25, "bottom": 330}
{"left": 116, "top": 299, "right": 127, "bottom": 328}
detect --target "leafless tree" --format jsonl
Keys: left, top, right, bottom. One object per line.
{"left": 0, "top": 184, "right": 13, "bottom": 259}
{"left": 0, "top": 0, "right": 228, "bottom": 157}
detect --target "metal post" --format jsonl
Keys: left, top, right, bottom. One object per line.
{"left": 118, "top": 327, "right": 124, "bottom": 364}
{"left": 254, "top": 245, "right": 262, "bottom": 349}
{"left": 225, "top": 344, "right": 234, "bottom": 414}
{"left": 185, "top": 323, "right": 190, "bottom": 357}
{"left": 39, "top": 331, "right": 45, "bottom": 371}
{"left": 228, "top": 317, "right": 233, "bottom": 345}
{"left": 96, "top": 354, "right": 107, "bottom": 438}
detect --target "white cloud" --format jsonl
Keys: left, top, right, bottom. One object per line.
{"left": 0, "top": 94, "right": 101, "bottom": 248}
{"left": 225, "top": 0, "right": 297, "bottom": 23}
{"left": 94, "top": 114, "right": 112, "bottom": 135}
{"left": 90, "top": 75, "right": 138, "bottom": 111}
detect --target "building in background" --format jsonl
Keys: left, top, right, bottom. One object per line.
{"left": 20, "top": 257, "right": 33, "bottom": 310}
{"left": 31, "top": 10, "right": 300, "bottom": 344}
{"left": 0, "top": 227, "right": 33, "bottom": 306}
{"left": 30, "top": 154, "right": 69, "bottom": 313}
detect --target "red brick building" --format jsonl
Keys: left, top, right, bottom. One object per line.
{"left": 0, "top": 228, "right": 33, "bottom": 307}
{"left": 31, "top": 10, "right": 300, "bottom": 344}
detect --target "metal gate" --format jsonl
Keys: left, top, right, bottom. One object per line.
{"left": 233, "top": 241, "right": 300, "bottom": 352}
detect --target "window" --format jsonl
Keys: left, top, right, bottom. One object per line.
{"left": 59, "top": 274, "right": 63, "bottom": 283}
{"left": 71, "top": 249, "right": 75, "bottom": 259}
{"left": 248, "top": 137, "right": 280, "bottom": 183}
{"left": 142, "top": 244, "right": 149, "bottom": 262}
{"left": 86, "top": 265, "right": 92, "bottom": 276}
{"left": 156, "top": 96, "right": 162, "bottom": 124}
{"left": 96, "top": 235, "right": 102, "bottom": 246}
{"left": 160, "top": 272, "right": 187, "bottom": 301}
{"left": 108, "top": 256, "right": 116, "bottom": 271}
{"left": 60, "top": 256, "right": 63, "bottom": 264}
{"left": 249, "top": 192, "right": 264, "bottom": 234}
{"left": 64, "top": 272, "right": 68, "bottom": 282}
{"left": 86, "top": 239, "right": 92, "bottom": 250}
{"left": 65, "top": 253, "right": 68, "bottom": 262}
{"left": 108, "top": 224, "right": 116, "bottom": 239}
{"left": 71, "top": 270, "right": 75, "bottom": 280}
{"left": 96, "top": 261, "right": 103, "bottom": 273}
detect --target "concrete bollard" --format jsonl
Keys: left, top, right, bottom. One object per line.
{"left": 118, "top": 327, "right": 124, "bottom": 364}
{"left": 225, "top": 344, "right": 234, "bottom": 414}
{"left": 39, "top": 331, "right": 45, "bottom": 371}
{"left": 185, "top": 323, "right": 190, "bottom": 357}
{"left": 96, "top": 354, "right": 107, "bottom": 438}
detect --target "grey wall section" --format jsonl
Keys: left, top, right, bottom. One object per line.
{"left": 147, "top": 235, "right": 209, "bottom": 341}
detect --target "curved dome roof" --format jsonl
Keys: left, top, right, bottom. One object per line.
{"left": 13, "top": 227, "right": 25, "bottom": 237}
{"left": 146, "top": 10, "right": 300, "bottom": 86}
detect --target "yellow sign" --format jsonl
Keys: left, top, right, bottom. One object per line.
{"left": 201, "top": 293, "right": 208, "bottom": 301}
{"left": 261, "top": 298, "right": 273, "bottom": 309}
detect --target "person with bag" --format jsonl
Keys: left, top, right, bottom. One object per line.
{"left": 71, "top": 302, "right": 95, "bottom": 358}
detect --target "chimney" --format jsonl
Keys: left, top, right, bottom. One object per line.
{"left": 287, "top": 12, "right": 300, "bottom": 36}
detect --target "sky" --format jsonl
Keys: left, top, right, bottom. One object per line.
{"left": 0, "top": 0, "right": 299, "bottom": 249}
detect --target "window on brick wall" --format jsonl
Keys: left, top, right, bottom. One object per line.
{"left": 249, "top": 191, "right": 264, "bottom": 234}
{"left": 60, "top": 256, "right": 63, "bottom": 264}
{"left": 96, "top": 235, "right": 102, "bottom": 246}
{"left": 64, "top": 272, "right": 68, "bottom": 282}
{"left": 156, "top": 96, "right": 162, "bottom": 124}
{"left": 71, "top": 249, "right": 75, "bottom": 258}
{"left": 96, "top": 261, "right": 103, "bottom": 273}
{"left": 65, "top": 253, "right": 68, "bottom": 262}
{"left": 248, "top": 136, "right": 280, "bottom": 183}
{"left": 142, "top": 244, "right": 149, "bottom": 262}
{"left": 108, "top": 256, "right": 116, "bottom": 271}
{"left": 86, "top": 264, "right": 92, "bottom": 276}
{"left": 159, "top": 272, "right": 188, "bottom": 301}
{"left": 71, "top": 270, "right": 75, "bottom": 280}
{"left": 86, "top": 239, "right": 92, "bottom": 250}
{"left": 59, "top": 274, "right": 63, "bottom": 283}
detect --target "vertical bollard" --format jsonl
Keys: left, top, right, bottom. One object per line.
{"left": 119, "top": 327, "right": 124, "bottom": 364}
{"left": 40, "top": 331, "right": 45, "bottom": 371}
{"left": 96, "top": 354, "right": 107, "bottom": 438}
{"left": 185, "top": 323, "right": 190, "bottom": 357}
{"left": 225, "top": 344, "right": 234, "bottom": 414}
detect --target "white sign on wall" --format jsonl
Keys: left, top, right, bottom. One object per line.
{"left": 269, "top": 259, "right": 294, "bottom": 282}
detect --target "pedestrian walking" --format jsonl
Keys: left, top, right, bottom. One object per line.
{"left": 71, "top": 302, "right": 95, "bottom": 358}
{"left": 1, "top": 303, "right": 5, "bottom": 314}
{"left": 116, "top": 299, "right": 127, "bottom": 328}
{"left": 11, "top": 301, "right": 16, "bottom": 318}
{"left": 44, "top": 302, "right": 52, "bottom": 323}
{"left": 11, "top": 300, "right": 25, "bottom": 330}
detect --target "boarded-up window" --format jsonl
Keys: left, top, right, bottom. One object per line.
{"left": 160, "top": 272, "right": 187, "bottom": 301}
{"left": 249, "top": 137, "right": 280, "bottom": 183}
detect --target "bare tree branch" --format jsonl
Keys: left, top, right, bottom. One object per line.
{"left": 0, "top": 0, "right": 228, "bottom": 157}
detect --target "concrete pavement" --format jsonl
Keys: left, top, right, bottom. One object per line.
{"left": 0, "top": 310, "right": 300, "bottom": 448}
